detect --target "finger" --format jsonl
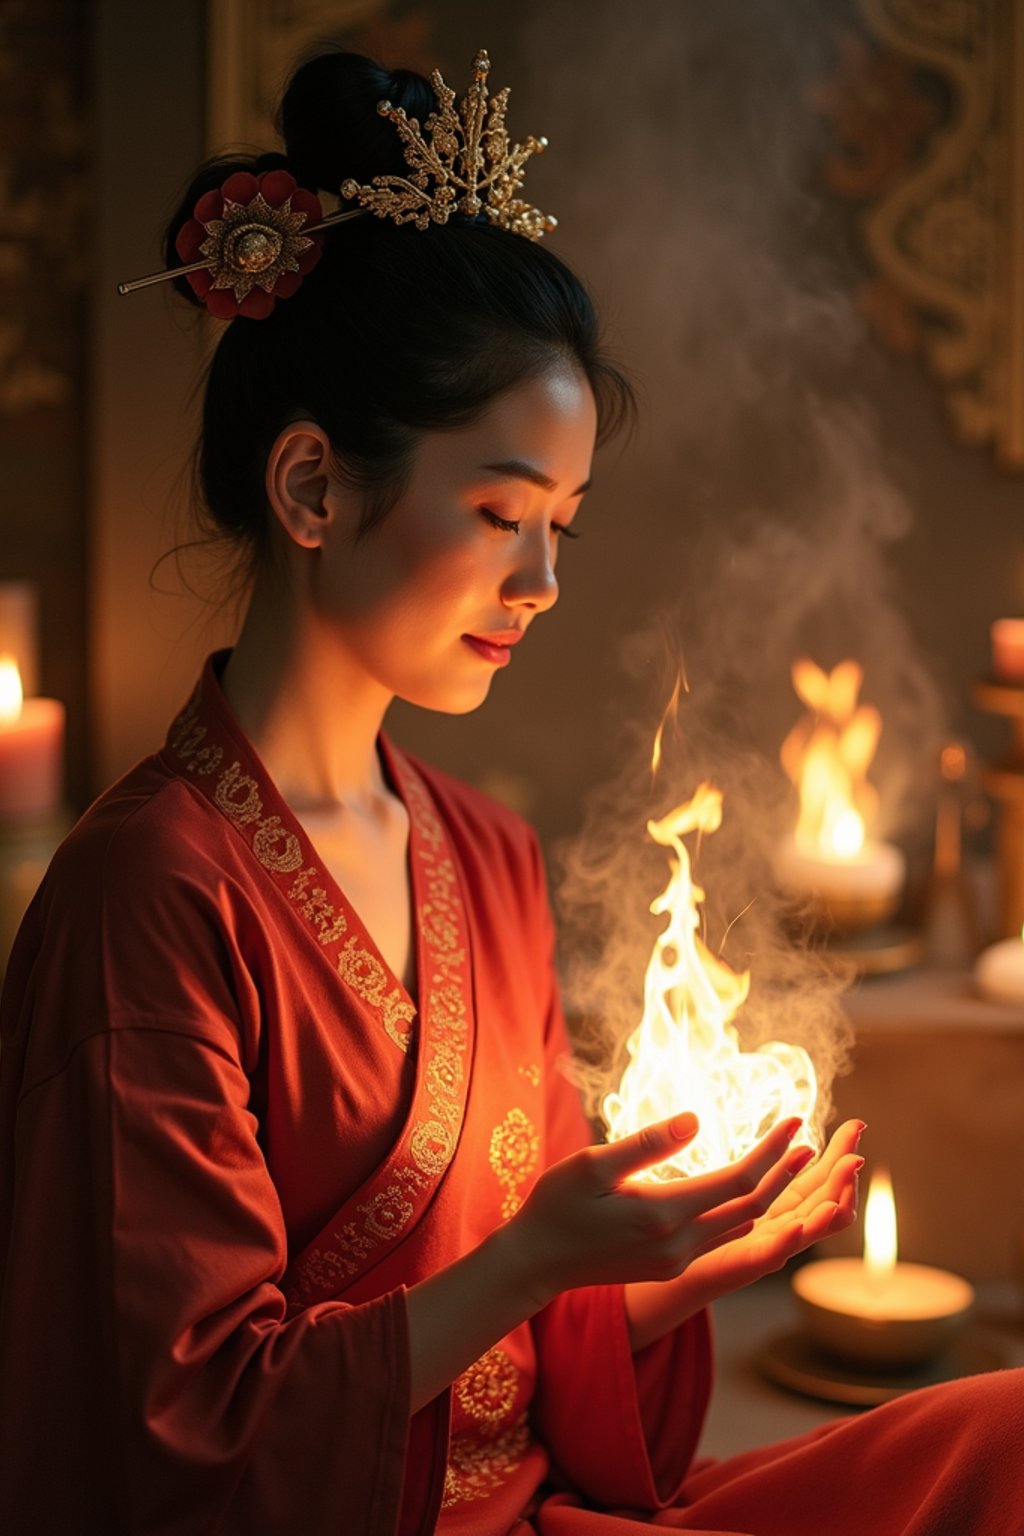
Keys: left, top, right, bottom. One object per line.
{"left": 797, "top": 1199, "right": 841, "bottom": 1244}
{"left": 691, "top": 1141, "right": 815, "bottom": 1242}
{"left": 593, "top": 1113, "right": 700, "bottom": 1187}
{"left": 655, "top": 1115, "right": 802, "bottom": 1219}
{"left": 775, "top": 1151, "right": 863, "bottom": 1222}
{"left": 774, "top": 1123, "right": 865, "bottom": 1213}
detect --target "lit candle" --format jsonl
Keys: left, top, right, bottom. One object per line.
{"left": 774, "top": 834, "right": 906, "bottom": 909}
{"left": 791, "top": 1168, "right": 974, "bottom": 1368}
{"left": 990, "top": 618, "right": 1024, "bottom": 685}
{"left": 0, "top": 655, "right": 65, "bottom": 825}
{"left": 974, "top": 928, "right": 1024, "bottom": 1006}
{"left": 776, "top": 658, "right": 906, "bottom": 928}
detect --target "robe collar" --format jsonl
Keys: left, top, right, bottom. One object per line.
{"left": 161, "top": 651, "right": 476, "bottom": 1302}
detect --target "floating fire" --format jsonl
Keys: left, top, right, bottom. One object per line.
{"left": 603, "top": 781, "right": 819, "bottom": 1181}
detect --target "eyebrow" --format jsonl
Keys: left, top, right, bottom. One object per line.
{"left": 480, "top": 459, "right": 592, "bottom": 497}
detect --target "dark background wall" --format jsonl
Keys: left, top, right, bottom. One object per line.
{"left": 6, "top": 0, "right": 1019, "bottom": 881}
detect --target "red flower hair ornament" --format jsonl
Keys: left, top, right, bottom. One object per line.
{"left": 173, "top": 170, "right": 324, "bottom": 319}
{"left": 117, "top": 51, "right": 555, "bottom": 319}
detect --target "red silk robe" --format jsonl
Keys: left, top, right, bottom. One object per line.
{"left": 1, "top": 653, "right": 1021, "bottom": 1535}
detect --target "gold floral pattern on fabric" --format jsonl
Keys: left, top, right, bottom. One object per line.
{"left": 454, "top": 1347, "right": 519, "bottom": 1429}
{"left": 214, "top": 761, "right": 264, "bottom": 825}
{"left": 336, "top": 935, "right": 417, "bottom": 1053}
{"left": 251, "top": 815, "right": 304, "bottom": 873}
{"left": 166, "top": 700, "right": 224, "bottom": 777}
{"left": 442, "top": 1416, "right": 531, "bottom": 1509}
{"left": 287, "top": 868, "right": 348, "bottom": 946}
{"left": 517, "top": 1062, "right": 541, "bottom": 1088}
{"left": 489, "top": 1108, "right": 540, "bottom": 1220}
{"left": 282, "top": 767, "right": 471, "bottom": 1298}
{"left": 359, "top": 1183, "right": 416, "bottom": 1241}
{"left": 410, "top": 1119, "right": 455, "bottom": 1176}
{"left": 166, "top": 674, "right": 474, "bottom": 1304}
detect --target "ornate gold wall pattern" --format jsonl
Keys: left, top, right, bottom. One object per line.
{"left": 829, "top": 0, "right": 1024, "bottom": 468}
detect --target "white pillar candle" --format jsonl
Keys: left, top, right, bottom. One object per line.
{"left": 0, "top": 657, "right": 64, "bottom": 825}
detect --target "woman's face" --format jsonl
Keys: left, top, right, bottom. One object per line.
{"left": 316, "top": 365, "right": 597, "bottom": 714}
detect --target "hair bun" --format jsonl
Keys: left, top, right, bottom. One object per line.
{"left": 277, "top": 49, "right": 435, "bottom": 194}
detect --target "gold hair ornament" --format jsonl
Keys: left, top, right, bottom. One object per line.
{"left": 117, "top": 48, "right": 554, "bottom": 314}
{"left": 340, "top": 49, "right": 556, "bottom": 240}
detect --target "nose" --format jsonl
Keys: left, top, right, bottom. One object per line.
{"left": 501, "top": 530, "right": 560, "bottom": 615}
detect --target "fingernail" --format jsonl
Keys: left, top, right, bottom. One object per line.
{"left": 670, "top": 1112, "right": 699, "bottom": 1140}
{"left": 851, "top": 1156, "right": 865, "bottom": 1172}
{"left": 855, "top": 1121, "right": 868, "bottom": 1136}
{"left": 787, "top": 1146, "right": 814, "bottom": 1174}
{"left": 783, "top": 1117, "right": 802, "bottom": 1142}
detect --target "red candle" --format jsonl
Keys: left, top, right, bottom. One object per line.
{"left": 0, "top": 655, "right": 65, "bottom": 825}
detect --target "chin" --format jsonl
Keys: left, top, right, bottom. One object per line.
{"left": 404, "top": 678, "right": 496, "bottom": 716}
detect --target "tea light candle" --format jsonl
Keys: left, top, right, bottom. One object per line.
{"left": 0, "top": 655, "right": 65, "bottom": 825}
{"left": 991, "top": 619, "right": 1024, "bottom": 685}
{"left": 792, "top": 1169, "right": 974, "bottom": 1368}
{"left": 974, "top": 931, "right": 1024, "bottom": 1006}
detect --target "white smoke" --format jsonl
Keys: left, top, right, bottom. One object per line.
{"left": 516, "top": 0, "right": 946, "bottom": 1131}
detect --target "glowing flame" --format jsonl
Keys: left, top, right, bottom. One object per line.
{"left": 864, "top": 1166, "right": 898, "bottom": 1280}
{"left": 780, "top": 658, "right": 881, "bottom": 862}
{"left": 603, "top": 781, "right": 819, "bottom": 1181}
{"left": 0, "top": 654, "right": 23, "bottom": 723}
{"left": 651, "top": 672, "right": 684, "bottom": 782}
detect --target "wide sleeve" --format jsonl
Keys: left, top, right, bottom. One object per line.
{"left": 523, "top": 830, "right": 713, "bottom": 1509}
{"left": 0, "top": 814, "right": 427, "bottom": 1536}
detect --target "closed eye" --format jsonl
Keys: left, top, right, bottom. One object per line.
{"left": 479, "top": 508, "right": 521, "bottom": 534}
{"left": 479, "top": 508, "right": 581, "bottom": 539}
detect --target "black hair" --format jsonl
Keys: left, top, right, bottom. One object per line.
{"left": 165, "top": 49, "right": 636, "bottom": 574}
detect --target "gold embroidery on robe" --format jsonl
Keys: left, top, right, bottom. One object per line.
{"left": 443, "top": 1350, "right": 528, "bottom": 1508}
{"left": 214, "top": 761, "right": 263, "bottom": 824}
{"left": 168, "top": 686, "right": 475, "bottom": 1293}
{"left": 489, "top": 1108, "right": 540, "bottom": 1220}
{"left": 252, "top": 816, "right": 304, "bottom": 873}
{"left": 442, "top": 1416, "right": 530, "bottom": 1508}
{"left": 287, "top": 868, "right": 348, "bottom": 946}
{"left": 454, "top": 1347, "right": 519, "bottom": 1429}
{"left": 336, "top": 936, "right": 416, "bottom": 1052}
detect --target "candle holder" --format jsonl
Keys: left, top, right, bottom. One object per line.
{"left": 773, "top": 839, "right": 921, "bottom": 975}
{"left": 972, "top": 677, "right": 1024, "bottom": 937}
{"left": 790, "top": 1257, "right": 974, "bottom": 1370}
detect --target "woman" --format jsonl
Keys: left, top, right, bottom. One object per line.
{"left": 0, "top": 48, "right": 1018, "bottom": 1536}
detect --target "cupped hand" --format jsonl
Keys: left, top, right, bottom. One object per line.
{"left": 504, "top": 1111, "right": 818, "bottom": 1310}
{"left": 660, "top": 1117, "right": 866, "bottom": 1315}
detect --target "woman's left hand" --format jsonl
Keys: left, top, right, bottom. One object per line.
{"left": 623, "top": 1118, "right": 865, "bottom": 1351}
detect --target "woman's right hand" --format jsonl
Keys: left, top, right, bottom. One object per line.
{"left": 502, "top": 1112, "right": 813, "bottom": 1310}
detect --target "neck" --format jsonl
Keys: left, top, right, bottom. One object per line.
{"left": 221, "top": 570, "right": 394, "bottom": 812}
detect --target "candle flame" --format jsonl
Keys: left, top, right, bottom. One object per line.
{"left": 864, "top": 1166, "right": 898, "bottom": 1279}
{"left": 780, "top": 658, "right": 880, "bottom": 862}
{"left": 0, "top": 653, "right": 23, "bottom": 723}
{"left": 602, "top": 780, "right": 819, "bottom": 1181}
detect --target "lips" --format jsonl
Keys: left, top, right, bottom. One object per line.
{"left": 462, "top": 629, "right": 524, "bottom": 667}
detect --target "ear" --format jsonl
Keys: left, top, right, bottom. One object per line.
{"left": 265, "top": 421, "right": 338, "bottom": 550}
